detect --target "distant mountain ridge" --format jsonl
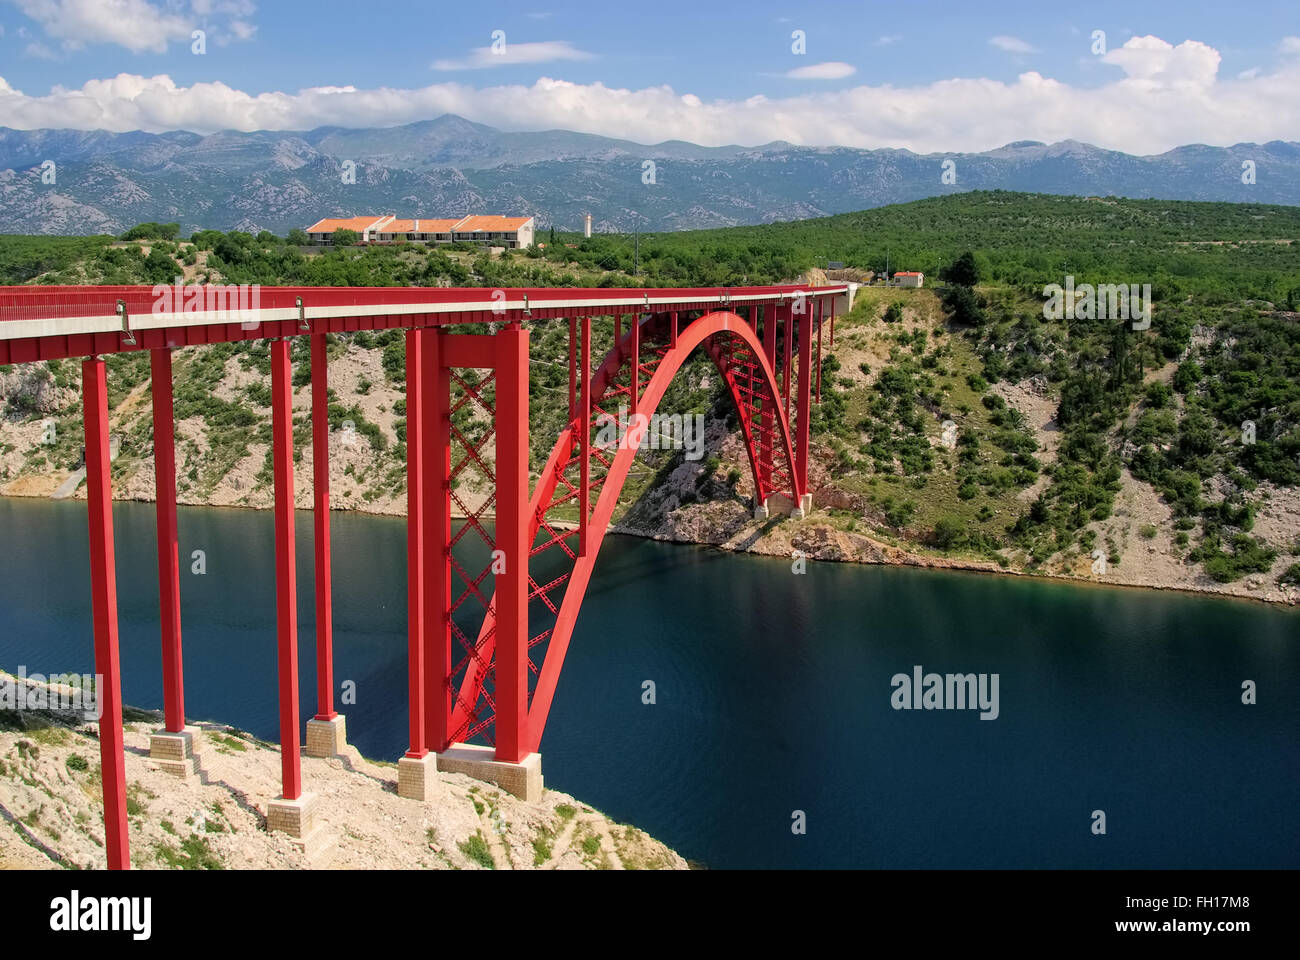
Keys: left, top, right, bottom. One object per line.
{"left": 0, "top": 114, "right": 1296, "bottom": 235}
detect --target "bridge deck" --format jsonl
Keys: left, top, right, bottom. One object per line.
{"left": 0, "top": 283, "right": 849, "bottom": 364}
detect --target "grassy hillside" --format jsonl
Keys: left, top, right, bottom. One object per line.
{"left": 2, "top": 192, "right": 1298, "bottom": 597}
{"left": 538, "top": 191, "right": 1300, "bottom": 301}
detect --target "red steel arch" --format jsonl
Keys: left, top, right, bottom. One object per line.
{"left": 444, "top": 308, "right": 803, "bottom": 755}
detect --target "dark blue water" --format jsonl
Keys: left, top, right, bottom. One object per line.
{"left": 1, "top": 497, "right": 1296, "bottom": 868}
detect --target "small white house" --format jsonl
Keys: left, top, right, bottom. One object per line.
{"left": 893, "top": 271, "right": 924, "bottom": 288}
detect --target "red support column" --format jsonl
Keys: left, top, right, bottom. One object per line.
{"left": 310, "top": 333, "right": 335, "bottom": 721}
{"left": 567, "top": 316, "right": 576, "bottom": 422}
{"left": 783, "top": 301, "right": 793, "bottom": 419}
{"left": 271, "top": 338, "right": 302, "bottom": 801}
{"left": 829, "top": 296, "right": 836, "bottom": 347}
{"left": 629, "top": 311, "right": 640, "bottom": 419}
{"left": 423, "top": 327, "right": 453, "bottom": 754}
{"left": 150, "top": 348, "right": 184, "bottom": 733}
{"left": 795, "top": 302, "right": 813, "bottom": 497}
{"left": 84, "top": 356, "right": 129, "bottom": 870}
{"left": 763, "top": 304, "right": 778, "bottom": 369}
{"left": 670, "top": 310, "right": 678, "bottom": 349}
{"left": 579, "top": 316, "right": 591, "bottom": 557}
{"left": 494, "top": 323, "right": 530, "bottom": 763}
{"left": 404, "top": 329, "right": 427, "bottom": 758}
{"left": 816, "top": 298, "right": 823, "bottom": 405}
{"left": 760, "top": 306, "right": 776, "bottom": 496}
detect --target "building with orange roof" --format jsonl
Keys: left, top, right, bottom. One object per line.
{"left": 449, "top": 216, "right": 535, "bottom": 248}
{"left": 892, "top": 271, "right": 924, "bottom": 288}
{"left": 373, "top": 219, "right": 416, "bottom": 241}
{"left": 306, "top": 213, "right": 535, "bottom": 248}
{"left": 414, "top": 219, "right": 465, "bottom": 243}
{"left": 305, "top": 215, "right": 395, "bottom": 244}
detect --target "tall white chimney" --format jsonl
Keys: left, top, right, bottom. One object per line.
{"left": 583, "top": 213, "right": 592, "bottom": 238}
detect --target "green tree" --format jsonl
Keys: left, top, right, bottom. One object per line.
{"left": 943, "top": 251, "right": 980, "bottom": 287}
{"left": 332, "top": 229, "right": 358, "bottom": 247}
{"left": 940, "top": 284, "right": 985, "bottom": 326}
{"left": 933, "top": 515, "right": 967, "bottom": 549}
{"left": 120, "top": 221, "right": 180, "bottom": 241}
{"left": 143, "top": 247, "right": 179, "bottom": 283}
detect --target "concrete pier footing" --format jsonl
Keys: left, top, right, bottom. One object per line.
{"left": 761, "top": 492, "right": 812, "bottom": 519}
{"left": 396, "top": 753, "right": 439, "bottom": 801}
{"left": 267, "top": 792, "right": 331, "bottom": 861}
{"left": 436, "top": 743, "right": 543, "bottom": 803}
{"left": 304, "top": 715, "right": 347, "bottom": 758}
{"left": 149, "top": 725, "right": 202, "bottom": 777}
{"left": 267, "top": 792, "right": 318, "bottom": 839}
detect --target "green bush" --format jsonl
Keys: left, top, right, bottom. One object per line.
{"left": 933, "top": 515, "right": 966, "bottom": 549}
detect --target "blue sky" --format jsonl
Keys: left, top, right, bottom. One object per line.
{"left": 0, "top": 0, "right": 1298, "bottom": 152}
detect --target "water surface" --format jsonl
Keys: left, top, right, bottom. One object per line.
{"left": 0, "top": 497, "right": 1295, "bottom": 868}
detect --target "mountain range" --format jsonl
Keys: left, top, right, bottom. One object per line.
{"left": 0, "top": 114, "right": 1297, "bottom": 236}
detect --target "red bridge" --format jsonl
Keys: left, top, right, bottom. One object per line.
{"left": 0, "top": 282, "right": 848, "bottom": 868}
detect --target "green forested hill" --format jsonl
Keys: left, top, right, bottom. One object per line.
{"left": 6, "top": 191, "right": 1299, "bottom": 303}
{"left": 557, "top": 191, "right": 1300, "bottom": 302}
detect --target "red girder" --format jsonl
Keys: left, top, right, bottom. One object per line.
{"left": 0, "top": 283, "right": 848, "bottom": 368}
{"left": 448, "top": 309, "right": 802, "bottom": 754}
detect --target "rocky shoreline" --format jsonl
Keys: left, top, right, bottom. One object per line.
{"left": 0, "top": 675, "right": 688, "bottom": 871}
{"left": 3, "top": 478, "right": 1296, "bottom": 607}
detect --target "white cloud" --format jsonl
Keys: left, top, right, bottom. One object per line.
{"left": 1101, "top": 34, "right": 1221, "bottom": 88}
{"left": 874, "top": 35, "right": 901, "bottom": 46}
{"left": 5, "top": 0, "right": 257, "bottom": 54}
{"left": 193, "top": 0, "right": 256, "bottom": 12}
{"left": 1281, "top": 36, "right": 1300, "bottom": 56}
{"left": 432, "top": 40, "right": 595, "bottom": 70}
{"left": 0, "top": 36, "right": 1296, "bottom": 155}
{"left": 9, "top": 0, "right": 191, "bottom": 53}
{"left": 785, "top": 61, "right": 855, "bottom": 80}
{"left": 990, "top": 35, "right": 1037, "bottom": 54}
